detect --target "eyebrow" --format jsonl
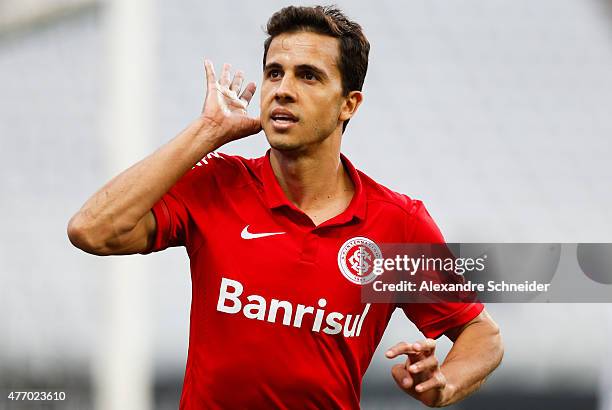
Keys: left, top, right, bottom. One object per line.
{"left": 264, "top": 62, "right": 329, "bottom": 80}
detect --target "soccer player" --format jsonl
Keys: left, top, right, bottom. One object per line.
{"left": 68, "top": 5, "right": 503, "bottom": 409}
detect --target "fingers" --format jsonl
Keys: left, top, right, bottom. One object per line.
{"left": 229, "top": 70, "right": 244, "bottom": 94}
{"left": 408, "top": 353, "right": 439, "bottom": 376}
{"left": 385, "top": 339, "right": 436, "bottom": 359}
{"left": 239, "top": 82, "right": 257, "bottom": 105}
{"left": 385, "top": 342, "right": 410, "bottom": 359}
{"left": 388, "top": 339, "right": 445, "bottom": 400}
{"left": 204, "top": 59, "right": 217, "bottom": 88}
{"left": 204, "top": 59, "right": 256, "bottom": 104}
{"left": 414, "top": 371, "right": 446, "bottom": 394}
{"left": 220, "top": 63, "right": 231, "bottom": 87}
{"left": 413, "top": 338, "right": 436, "bottom": 354}
{"left": 391, "top": 363, "right": 413, "bottom": 389}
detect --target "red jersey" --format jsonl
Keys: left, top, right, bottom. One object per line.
{"left": 144, "top": 150, "right": 483, "bottom": 409}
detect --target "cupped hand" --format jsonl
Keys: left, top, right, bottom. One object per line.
{"left": 385, "top": 339, "right": 451, "bottom": 407}
{"left": 201, "top": 60, "right": 262, "bottom": 143}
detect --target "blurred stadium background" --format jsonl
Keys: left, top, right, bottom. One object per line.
{"left": 1, "top": 0, "right": 612, "bottom": 409}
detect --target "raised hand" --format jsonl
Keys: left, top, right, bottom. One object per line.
{"left": 202, "top": 60, "right": 262, "bottom": 144}
{"left": 385, "top": 339, "right": 450, "bottom": 407}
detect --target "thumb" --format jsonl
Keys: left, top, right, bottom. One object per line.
{"left": 233, "top": 116, "right": 261, "bottom": 140}
{"left": 246, "top": 116, "right": 262, "bottom": 134}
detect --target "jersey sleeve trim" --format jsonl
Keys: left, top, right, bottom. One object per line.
{"left": 406, "top": 200, "right": 433, "bottom": 242}
{"left": 140, "top": 198, "right": 172, "bottom": 254}
{"left": 419, "top": 302, "right": 484, "bottom": 339}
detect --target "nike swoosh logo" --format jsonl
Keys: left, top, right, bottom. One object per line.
{"left": 241, "top": 225, "right": 286, "bottom": 240}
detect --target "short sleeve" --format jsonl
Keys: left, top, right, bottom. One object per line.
{"left": 140, "top": 152, "right": 227, "bottom": 254}
{"left": 398, "top": 201, "right": 484, "bottom": 339}
{"left": 141, "top": 186, "right": 190, "bottom": 254}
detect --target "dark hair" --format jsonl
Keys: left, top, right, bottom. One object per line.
{"left": 263, "top": 5, "right": 370, "bottom": 132}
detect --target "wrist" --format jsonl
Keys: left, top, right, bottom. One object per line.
{"left": 188, "top": 116, "right": 227, "bottom": 150}
{"left": 437, "top": 382, "right": 457, "bottom": 407}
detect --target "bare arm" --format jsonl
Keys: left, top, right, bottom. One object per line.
{"left": 386, "top": 309, "right": 503, "bottom": 407}
{"left": 437, "top": 310, "right": 503, "bottom": 404}
{"left": 67, "top": 61, "right": 261, "bottom": 255}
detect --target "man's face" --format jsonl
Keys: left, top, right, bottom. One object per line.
{"left": 260, "top": 31, "right": 346, "bottom": 152}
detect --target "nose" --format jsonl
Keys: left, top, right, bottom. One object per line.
{"left": 274, "top": 74, "right": 297, "bottom": 103}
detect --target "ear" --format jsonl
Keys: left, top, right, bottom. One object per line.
{"left": 339, "top": 91, "right": 364, "bottom": 122}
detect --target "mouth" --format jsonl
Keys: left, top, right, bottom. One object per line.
{"left": 271, "top": 115, "right": 298, "bottom": 124}
{"left": 269, "top": 112, "right": 299, "bottom": 131}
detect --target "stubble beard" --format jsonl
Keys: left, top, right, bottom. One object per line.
{"left": 265, "top": 122, "right": 334, "bottom": 155}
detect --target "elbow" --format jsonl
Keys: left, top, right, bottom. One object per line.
{"left": 67, "top": 212, "right": 111, "bottom": 255}
{"left": 489, "top": 320, "right": 504, "bottom": 370}
{"left": 478, "top": 310, "right": 504, "bottom": 370}
{"left": 496, "top": 333, "right": 505, "bottom": 368}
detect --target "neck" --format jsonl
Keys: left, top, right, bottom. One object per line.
{"left": 269, "top": 136, "right": 354, "bottom": 221}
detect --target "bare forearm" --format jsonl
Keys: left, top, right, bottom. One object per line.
{"left": 69, "top": 117, "right": 221, "bottom": 246}
{"left": 439, "top": 320, "right": 503, "bottom": 406}
{"left": 68, "top": 61, "right": 261, "bottom": 254}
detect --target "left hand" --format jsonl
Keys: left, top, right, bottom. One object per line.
{"left": 385, "top": 339, "right": 451, "bottom": 407}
